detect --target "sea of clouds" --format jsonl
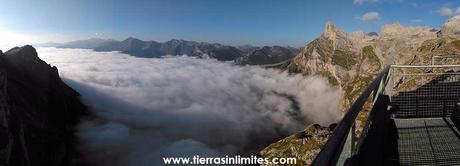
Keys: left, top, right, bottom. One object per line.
{"left": 37, "top": 47, "right": 341, "bottom": 166}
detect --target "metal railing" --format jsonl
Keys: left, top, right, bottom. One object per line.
{"left": 431, "top": 55, "right": 460, "bottom": 65}
{"left": 312, "top": 64, "right": 460, "bottom": 166}
{"left": 387, "top": 65, "right": 460, "bottom": 118}
{"left": 311, "top": 66, "right": 391, "bottom": 166}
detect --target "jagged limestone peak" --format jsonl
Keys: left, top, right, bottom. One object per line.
{"left": 439, "top": 15, "right": 460, "bottom": 38}
{"left": 381, "top": 23, "right": 436, "bottom": 39}
{"left": 324, "top": 21, "right": 348, "bottom": 41}
{"left": 323, "top": 21, "right": 355, "bottom": 51}
{"left": 265, "top": 18, "right": 460, "bottom": 164}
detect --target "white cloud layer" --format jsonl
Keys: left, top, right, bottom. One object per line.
{"left": 353, "top": 0, "right": 378, "bottom": 5}
{"left": 456, "top": 7, "right": 460, "bottom": 15}
{"left": 360, "top": 12, "right": 380, "bottom": 22}
{"left": 37, "top": 47, "right": 341, "bottom": 166}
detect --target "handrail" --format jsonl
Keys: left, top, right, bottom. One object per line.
{"left": 387, "top": 65, "right": 460, "bottom": 118}
{"left": 390, "top": 64, "right": 460, "bottom": 68}
{"left": 431, "top": 55, "right": 460, "bottom": 65}
{"left": 311, "top": 66, "right": 390, "bottom": 166}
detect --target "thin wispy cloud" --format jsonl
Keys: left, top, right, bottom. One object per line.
{"left": 353, "top": 0, "right": 378, "bottom": 5}
{"left": 437, "top": 7, "right": 454, "bottom": 16}
{"left": 360, "top": 12, "right": 380, "bottom": 22}
{"left": 456, "top": 7, "right": 460, "bottom": 15}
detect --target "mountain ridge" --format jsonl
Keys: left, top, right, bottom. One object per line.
{"left": 262, "top": 16, "right": 460, "bottom": 165}
{"left": 235, "top": 46, "right": 299, "bottom": 65}
{"left": 41, "top": 37, "right": 300, "bottom": 64}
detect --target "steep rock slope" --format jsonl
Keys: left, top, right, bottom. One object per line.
{"left": 263, "top": 17, "right": 460, "bottom": 165}
{"left": 282, "top": 22, "right": 383, "bottom": 110}
{"left": 438, "top": 15, "right": 460, "bottom": 38}
{"left": 0, "top": 46, "right": 86, "bottom": 166}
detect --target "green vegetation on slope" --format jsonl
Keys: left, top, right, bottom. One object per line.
{"left": 332, "top": 50, "right": 357, "bottom": 70}
{"left": 361, "top": 46, "right": 380, "bottom": 67}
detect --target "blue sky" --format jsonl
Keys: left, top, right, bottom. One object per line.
{"left": 0, "top": 0, "right": 459, "bottom": 47}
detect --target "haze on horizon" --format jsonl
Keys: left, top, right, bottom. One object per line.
{"left": 0, "top": 0, "right": 459, "bottom": 48}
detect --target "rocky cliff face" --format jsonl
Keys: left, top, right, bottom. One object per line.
{"left": 262, "top": 17, "right": 460, "bottom": 164}
{"left": 439, "top": 16, "right": 460, "bottom": 38}
{"left": 0, "top": 46, "right": 86, "bottom": 166}
{"left": 281, "top": 21, "right": 383, "bottom": 110}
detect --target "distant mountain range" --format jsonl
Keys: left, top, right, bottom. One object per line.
{"left": 39, "top": 37, "right": 300, "bottom": 65}
{"left": 235, "top": 46, "right": 298, "bottom": 65}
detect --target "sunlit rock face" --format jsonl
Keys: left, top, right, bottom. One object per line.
{"left": 439, "top": 16, "right": 460, "bottom": 38}
{"left": 380, "top": 23, "right": 437, "bottom": 39}
{"left": 264, "top": 18, "right": 460, "bottom": 164}
{"left": 0, "top": 46, "right": 86, "bottom": 166}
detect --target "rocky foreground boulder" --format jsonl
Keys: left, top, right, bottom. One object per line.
{"left": 0, "top": 46, "right": 86, "bottom": 166}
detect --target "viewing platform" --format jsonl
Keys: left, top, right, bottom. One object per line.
{"left": 312, "top": 64, "right": 460, "bottom": 166}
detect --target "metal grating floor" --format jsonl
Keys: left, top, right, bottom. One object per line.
{"left": 395, "top": 118, "right": 460, "bottom": 165}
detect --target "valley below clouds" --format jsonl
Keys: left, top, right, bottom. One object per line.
{"left": 37, "top": 47, "right": 341, "bottom": 166}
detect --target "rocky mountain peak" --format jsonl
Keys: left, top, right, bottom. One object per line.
{"left": 123, "top": 37, "right": 143, "bottom": 43}
{"left": 439, "top": 15, "right": 460, "bottom": 38}
{"left": 323, "top": 22, "right": 355, "bottom": 51}
{"left": 264, "top": 17, "right": 460, "bottom": 164}
{"left": 324, "top": 21, "right": 348, "bottom": 41}
{"left": 367, "top": 32, "right": 378, "bottom": 37}
{"left": 381, "top": 23, "right": 436, "bottom": 39}
{"left": 4, "top": 45, "right": 57, "bottom": 83}
{"left": 5, "top": 45, "right": 39, "bottom": 60}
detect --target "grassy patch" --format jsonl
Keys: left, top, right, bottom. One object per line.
{"left": 451, "top": 40, "right": 460, "bottom": 48}
{"left": 332, "top": 50, "right": 357, "bottom": 70}
{"left": 344, "top": 76, "right": 373, "bottom": 101}
{"left": 362, "top": 46, "right": 379, "bottom": 63}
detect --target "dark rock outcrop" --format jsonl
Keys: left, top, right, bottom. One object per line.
{"left": 0, "top": 45, "right": 86, "bottom": 166}
{"left": 367, "top": 32, "right": 378, "bottom": 37}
